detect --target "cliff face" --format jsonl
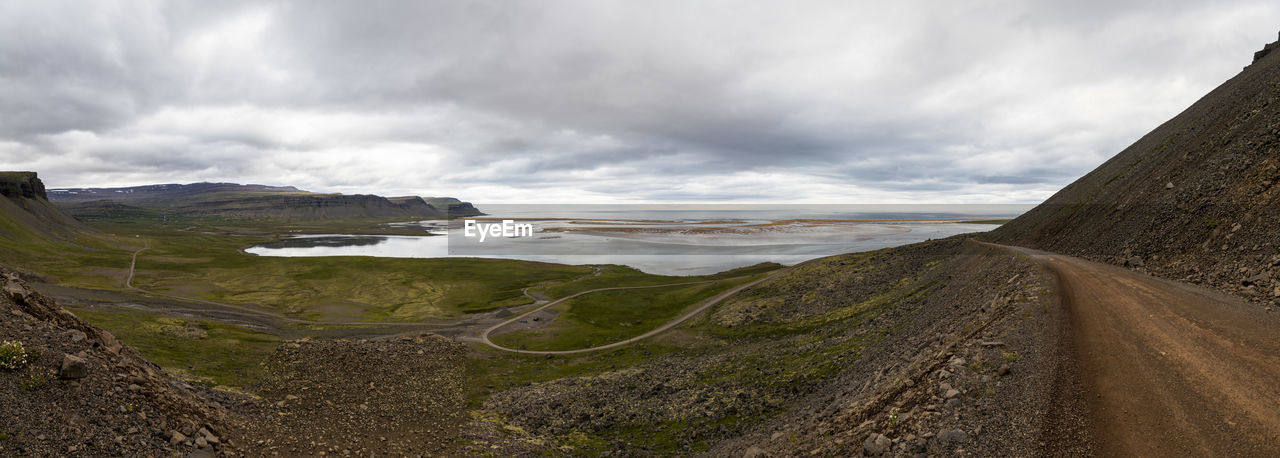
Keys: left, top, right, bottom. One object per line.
{"left": 986, "top": 33, "right": 1280, "bottom": 306}
{"left": 180, "top": 194, "right": 451, "bottom": 221}
{"left": 422, "top": 197, "right": 484, "bottom": 217}
{"left": 0, "top": 172, "right": 92, "bottom": 243}
{"left": 0, "top": 172, "right": 47, "bottom": 200}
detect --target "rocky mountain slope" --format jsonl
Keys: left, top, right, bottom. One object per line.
{"left": 47, "top": 181, "right": 482, "bottom": 222}
{"left": 985, "top": 33, "right": 1280, "bottom": 308}
{"left": 0, "top": 267, "right": 248, "bottom": 456}
{"left": 470, "top": 237, "right": 1087, "bottom": 456}
{"left": 0, "top": 263, "right": 471, "bottom": 456}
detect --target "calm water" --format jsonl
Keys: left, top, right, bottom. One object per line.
{"left": 245, "top": 204, "right": 1029, "bottom": 275}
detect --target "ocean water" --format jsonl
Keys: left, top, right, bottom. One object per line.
{"left": 246, "top": 204, "right": 1030, "bottom": 275}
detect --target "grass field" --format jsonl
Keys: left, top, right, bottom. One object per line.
{"left": 126, "top": 227, "right": 593, "bottom": 321}
{"left": 12, "top": 219, "right": 600, "bottom": 322}
{"left": 491, "top": 272, "right": 773, "bottom": 351}
{"left": 68, "top": 306, "right": 279, "bottom": 390}
{"left": 536, "top": 262, "right": 781, "bottom": 299}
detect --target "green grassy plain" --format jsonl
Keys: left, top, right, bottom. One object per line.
{"left": 537, "top": 262, "right": 781, "bottom": 299}
{"left": 20, "top": 220, "right": 597, "bottom": 322}
{"left": 68, "top": 306, "right": 279, "bottom": 389}
{"left": 126, "top": 227, "right": 592, "bottom": 321}
{"left": 492, "top": 274, "right": 771, "bottom": 351}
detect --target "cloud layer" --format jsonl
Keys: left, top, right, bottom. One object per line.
{"left": 2, "top": 1, "right": 1277, "bottom": 203}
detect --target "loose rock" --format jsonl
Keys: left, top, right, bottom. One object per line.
{"left": 938, "top": 429, "right": 970, "bottom": 444}
{"left": 60, "top": 354, "right": 88, "bottom": 379}
{"left": 863, "top": 433, "right": 891, "bottom": 455}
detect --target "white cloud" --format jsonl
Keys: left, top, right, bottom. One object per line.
{"left": 1, "top": 0, "right": 1277, "bottom": 203}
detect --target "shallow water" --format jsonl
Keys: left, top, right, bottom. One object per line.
{"left": 245, "top": 206, "right": 1020, "bottom": 275}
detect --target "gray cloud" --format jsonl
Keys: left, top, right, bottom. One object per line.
{"left": 1, "top": 0, "right": 1278, "bottom": 203}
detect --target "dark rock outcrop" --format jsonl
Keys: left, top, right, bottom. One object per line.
{"left": 1252, "top": 31, "right": 1280, "bottom": 64}
{"left": 0, "top": 172, "right": 47, "bottom": 200}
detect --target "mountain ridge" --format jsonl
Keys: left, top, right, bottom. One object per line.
{"left": 46, "top": 181, "right": 483, "bottom": 223}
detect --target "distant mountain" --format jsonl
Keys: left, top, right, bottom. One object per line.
{"left": 986, "top": 33, "right": 1280, "bottom": 304}
{"left": 47, "top": 182, "right": 483, "bottom": 223}
{"left": 48, "top": 182, "right": 302, "bottom": 203}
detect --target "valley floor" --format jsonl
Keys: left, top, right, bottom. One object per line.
{"left": 5, "top": 234, "right": 1280, "bottom": 456}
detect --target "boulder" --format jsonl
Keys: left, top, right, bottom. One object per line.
{"left": 1243, "top": 272, "right": 1270, "bottom": 286}
{"left": 938, "top": 429, "right": 970, "bottom": 444}
{"left": 863, "top": 433, "right": 891, "bottom": 456}
{"left": 60, "top": 354, "right": 88, "bottom": 379}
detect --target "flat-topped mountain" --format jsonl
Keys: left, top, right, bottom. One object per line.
{"left": 0, "top": 172, "right": 94, "bottom": 244}
{"left": 47, "top": 182, "right": 302, "bottom": 203}
{"left": 46, "top": 182, "right": 482, "bottom": 223}
{"left": 986, "top": 32, "right": 1280, "bottom": 305}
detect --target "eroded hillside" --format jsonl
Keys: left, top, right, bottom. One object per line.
{"left": 468, "top": 238, "right": 1088, "bottom": 456}
{"left": 986, "top": 34, "right": 1280, "bottom": 308}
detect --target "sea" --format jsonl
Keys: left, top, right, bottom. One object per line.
{"left": 245, "top": 204, "right": 1032, "bottom": 275}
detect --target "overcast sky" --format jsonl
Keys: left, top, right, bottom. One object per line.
{"left": 1, "top": 1, "right": 1277, "bottom": 203}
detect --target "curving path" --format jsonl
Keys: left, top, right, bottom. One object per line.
{"left": 125, "top": 244, "right": 737, "bottom": 344}
{"left": 478, "top": 268, "right": 788, "bottom": 355}
{"left": 994, "top": 243, "right": 1280, "bottom": 456}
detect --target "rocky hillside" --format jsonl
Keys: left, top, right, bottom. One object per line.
{"left": 470, "top": 238, "right": 1089, "bottom": 456}
{"left": 0, "top": 262, "right": 472, "bottom": 456}
{"left": 47, "top": 181, "right": 483, "bottom": 223}
{"left": 986, "top": 33, "right": 1280, "bottom": 308}
{"left": 246, "top": 336, "right": 467, "bottom": 456}
{"left": 0, "top": 267, "right": 249, "bottom": 456}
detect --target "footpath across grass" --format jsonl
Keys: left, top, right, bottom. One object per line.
{"left": 491, "top": 272, "right": 773, "bottom": 351}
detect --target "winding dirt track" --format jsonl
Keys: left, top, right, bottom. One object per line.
{"left": 478, "top": 269, "right": 787, "bottom": 355}
{"left": 1002, "top": 244, "right": 1280, "bottom": 456}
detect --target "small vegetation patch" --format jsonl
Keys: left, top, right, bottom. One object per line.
{"left": 0, "top": 340, "right": 30, "bottom": 371}
{"left": 21, "top": 368, "right": 52, "bottom": 391}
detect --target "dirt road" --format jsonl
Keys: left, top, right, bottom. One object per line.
{"left": 1004, "top": 245, "right": 1280, "bottom": 456}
